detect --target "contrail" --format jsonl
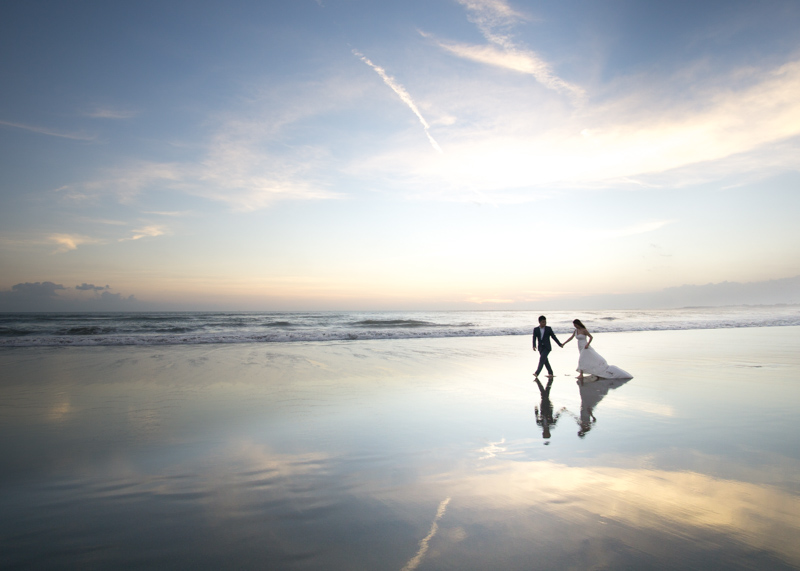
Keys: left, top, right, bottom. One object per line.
{"left": 0, "top": 119, "right": 96, "bottom": 141}
{"left": 353, "top": 50, "right": 443, "bottom": 153}
{"left": 400, "top": 497, "right": 451, "bottom": 571}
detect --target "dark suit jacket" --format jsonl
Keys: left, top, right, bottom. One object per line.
{"left": 532, "top": 326, "right": 561, "bottom": 352}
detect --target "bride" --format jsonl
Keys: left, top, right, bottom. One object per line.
{"left": 562, "top": 319, "right": 633, "bottom": 380}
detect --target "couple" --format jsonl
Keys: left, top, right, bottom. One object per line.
{"left": 532, "top": 315, "right": 632, "bottom": 380}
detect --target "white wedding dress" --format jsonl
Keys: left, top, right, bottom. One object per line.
{"left": 576, "top": 333, "right": 632, "bottom": 379}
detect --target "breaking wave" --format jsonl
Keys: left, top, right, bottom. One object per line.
{"left": 1, "top": 306, "right": 798, "bottom": 347}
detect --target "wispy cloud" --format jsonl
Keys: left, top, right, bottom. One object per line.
{"left": 122, "top": 225, "right": 166, "bottom": 241}
{"left": 0, "top": 120, "right": 95, "bottom": 141}
{"left": 63, "top": 151, "right": 339, "bottom": 212}
{"left": 62, "top": 81, "right": 349, "bottom": 211}
{"left": 353, "top": 57, "right": 800, "bottom": 202}
{"left": 353, "top": 50, "right": 443, "bottom": 153}
{"left": 457, "top": 0, "right": 526, "bottom": 31}
{"left": 196, "top": 130, "right": 340, "bottom": 211}
{"left": 142, "top": 210, "right": 194, "bottom": 217}
{"left": 49, "top": 234, "right": 103, "bottom": 253}
{"left": 10, "top": 225, "right": 165, "bottom": 253}
{"left": 436, "top": 41, "right": 584, "bottom": 100}
{"left": 428, "top": 0, "right": 585, "bottom": 101}
{"left": 83, "top": 106, "right": 138, "bottom": 119}
{"left": 74, "top": 216, "right": 128, "bottom": 226}
{"left": 601, "top": 220, "right": 674, "bottom": 238}
{"left": 56, "top": 49, "right": 800, "bottom": 211}
{"left": 56, "top": 161, "right": 185, "bottom": 203}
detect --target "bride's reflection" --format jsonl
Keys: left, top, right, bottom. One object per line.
{"left": 534, "top": 378, "right": 566, "bottom": 441}
{"left": 574, "top": 377, "right": 632, "bottom": 438}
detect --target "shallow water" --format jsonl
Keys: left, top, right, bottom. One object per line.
{"left": 1, "top": 327, "right": 799, "bottom": 569}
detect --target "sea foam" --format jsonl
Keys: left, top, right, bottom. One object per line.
{"left": 1, "top": 306, "right": 798, "bottom": 347}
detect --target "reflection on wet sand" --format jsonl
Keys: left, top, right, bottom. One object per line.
{"left": 2, "top": 329, "right": 799, "bottom": 569}
{"left": 429, "top": 458, "right": 800, "bottom": 567}
{"left": 534, "top": 376, "right": 632, "bottom": 440}
{"left": 533, "top": 378, "right": 565, "bottom": 441}
{"left": 400, "top": 497, "right": 451, "bottom": 571}
{"left": 574, "top": 377, "right": 632, "bottom": 438}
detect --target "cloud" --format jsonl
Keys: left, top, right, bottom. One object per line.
{"left": 99, "top": 290, "right": 130, "bottom": 302}
{"left": 50, "top": 234, "right": 103, "bottom": 253}
{"left": 353, "top": 50, "right": 443, "bottom": 153}
{"left": 457, "top": 0, "right": 525, "bottom": 27}
{"left": 83, "top": 106, "right": 138, "bottom": 119}
{"left": 65, "top": 156, "right": 339, "bottom": 212}
{"left": 55, "top": 43, "right": 800, "bottom": 210}
{"left": 429, "top": 0, "right": 584, "bottom": 101}
{"left": 76, "top": 283, "right": 110, "bottom": 291}
{"left": 177, "top": 76, "right": 373, "bottom": 211}
{"left": 0, "top": 119, "right": 95, "bottom": 141}
{"left": 141, "top": 210, "right": 193, "bottom": 217}
{"left": 122, "top": 225, "right": 166, "bottom": 241}
{"left": 87, "top": 218, "right": 128, "bottom": 226}
{"left": 572, "top": 60, "right": 800, "bottom": 181}
{"left": 57, "top": 162, "right": 186, "bottom": 203}
{"left": 62, "top": 88, "right": 346, "bottom": 212}
{"left": 196, "top": 132, "right": 341, "bottom": 211}
{"left": 601, "top": 220, "right": 675, "bottom": 238}
{"left": 435, "top": 41, "right": 585, "bottom": 100}
{"left": 352, "top": 56, "right": 800, "bottom": 202}
{"left": 11, "top": 282, "right": 66, "bottom": 297}
{"left": 0, "top": 281, "right": 136, "bottom": 311}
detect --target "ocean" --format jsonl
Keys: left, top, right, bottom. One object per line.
{"left": 1, "top": 305, "right": 799, "bottom": 346}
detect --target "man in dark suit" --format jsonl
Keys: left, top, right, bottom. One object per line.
{"left": 532, "top": 315, "right": 563, "bottom": 379}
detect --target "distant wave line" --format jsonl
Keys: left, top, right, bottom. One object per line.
{"left": 2, "top": 317, "right": 800, "bottom": 347}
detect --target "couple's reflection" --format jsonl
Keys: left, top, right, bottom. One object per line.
{"left": 534, "top": 378, "right": 565, "bottom": 441}
{"left": 533, "top": 376, "right": 632, "bottom": 440}
{"left": 575, "top": 377, "right": 632, "bottom": 438}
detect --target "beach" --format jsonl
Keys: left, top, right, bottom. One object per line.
{"left": 1, "top": 325, "right": 799, "bottom": 569}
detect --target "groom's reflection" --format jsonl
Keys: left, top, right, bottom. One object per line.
{"left": 575, "top": 377, "right": 632, "bottom": 438}
{"left": 534, "top": 378, "right": 564, "bottom": 441}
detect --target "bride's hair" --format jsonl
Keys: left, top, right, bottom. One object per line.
{"left": 573, "top": 319, "right": 587, "bottom": 330}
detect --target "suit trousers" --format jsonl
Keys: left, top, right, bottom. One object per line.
{"left": 535, "top": 349, "right": 553, "bottom": 376}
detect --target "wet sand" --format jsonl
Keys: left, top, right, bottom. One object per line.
{"left": 1, "top": 326, "right": 799, "bottom": 569}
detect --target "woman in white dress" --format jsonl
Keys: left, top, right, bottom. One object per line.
{"left": 562, "top": 319, "right": 632, "bottom": 380}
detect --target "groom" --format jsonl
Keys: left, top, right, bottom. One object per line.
{"left": 532, "top": 315, "right": 563, "bottom": 378}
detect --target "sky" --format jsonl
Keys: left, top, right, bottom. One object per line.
{"left": 1, "top": 0, "right": 799, "bottom": 311}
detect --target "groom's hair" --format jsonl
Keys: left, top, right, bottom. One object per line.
{"left": 538, "top": 315, "right": 546, "bottom": 323}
